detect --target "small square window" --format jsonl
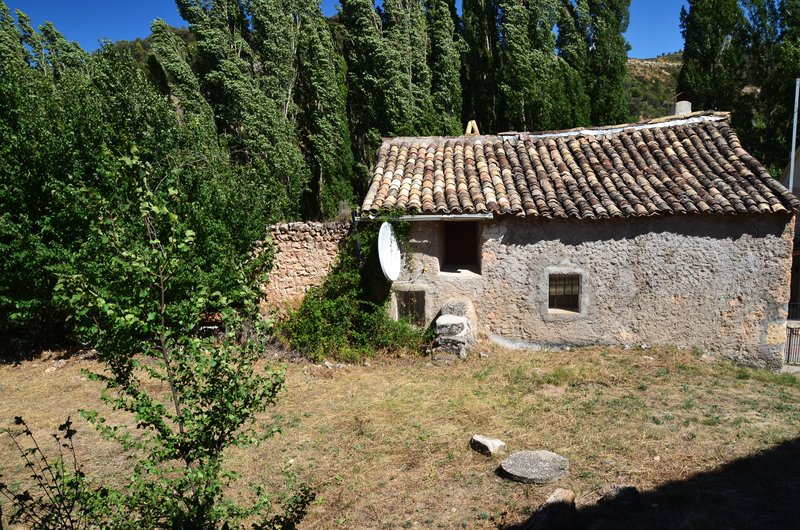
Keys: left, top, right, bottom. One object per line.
{"left": 549, "top": 274, "right": 580, "bottom": 312}
{"left": 396, "top": 291, "right": 426, "bottom": 326}
{"left": 442, "top": 222, "right": 480, "bottom": 273}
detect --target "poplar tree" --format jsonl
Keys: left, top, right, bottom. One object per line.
{"left": 427, "top": 0, "right": 464, "bottom": 135}
{"left": 586, "top": 0, "right": 631, "bottom": 124}
{"left": 462, "top": 0, "right": 501, "bottom": 132}
{"left": 498, "top": 0, "right": 587, "bottom": 131}
{"left": 382, "top": 0, "right": 437, "bottom": 135}
{"left": 497, "top": 0, "right": 539, "bottom": 131}
{"left": 148, "top": 18, "right": 215, "bottom": 131}
{"left": 175, "top": 0, "right": 311, "bottom": 222}
{"left": 677, "top": 0, "right": 745, "bottom": 110}
{"left": 340, "top": 0, "right": 391, "bottom": 170}
{"left": 295, "top": 3, "right": 356, "bottom": 217}
{"left": 556, "top": 0, "right": 591, "bottom": 126}
{"left": 733, "top": 0, "right": 800, "bottom": 173}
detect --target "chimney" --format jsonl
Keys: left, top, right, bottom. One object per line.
{"left": 668, "top": 100, "right": 692, "bottom": 116}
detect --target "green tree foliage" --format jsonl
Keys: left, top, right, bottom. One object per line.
{"left": 677, "top": 0, "right": 800, "bottom": 174}
{"left": 0, "top": 4, "right": 272, "bottom": 351}
{"left": 498, "top": 0, "right": 588, "bottom": 131}
{"left": 0, "top": 11, "right": 172, "bottom": 349}
{"left": 382, "top": 0, "right": 438, "bottom": 135}
{"left": 175, "top": 0, "right": 311, "bottom": 222}
{"left": 585, "top": 0, "right": 631, "bottom": 124}
{"left": 461, "top": 0, "right": 501, "bottom": 132}
{"left": 733, "top": 0, "right": 800, "bottom": 174}
{"left": 427, "top": 0, "right": 464, "bottom": 135}
{"left": 498, "top": 0, "right": 540, "bottom": 130}
{"left": 148, "top": 18, "right": 215, "bottom": 130}
{"left": 677, "top": 0, "right": 745, "bottom": 110}
{"left": 559, "top": 0, "right": 631, "bottom": 124}
{"left": 340, "top": 0, "right": 460, "bottom": 168}
{"left": 556, "top": 0, "right": 592, "bottom": 125}
{"left": 51, "top": 183, "right": 311, "bottom": 528}
{"left": 462, "top": 0, "right": 594, "bottom": 132}
{"left": 294, "top": 3, "right": 357, "bottom": 217}
{"left": 339, "top": 0, "right": 387, "bottom": 170}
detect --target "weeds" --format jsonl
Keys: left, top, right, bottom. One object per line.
{"left": 0, "top": 417, "right": 118, "bottom": 528}
{"left": 278, "top": 223, "right": 429, "bottom": 362}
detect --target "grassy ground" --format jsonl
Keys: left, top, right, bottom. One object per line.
{"left": 2, "top": 344, "right": 800, "bottom": 528}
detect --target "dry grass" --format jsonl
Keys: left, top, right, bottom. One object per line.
{"left": 2, "top": 344, "right": 800, "bottom": 528}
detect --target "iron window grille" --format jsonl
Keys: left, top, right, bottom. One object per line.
{"left": 396, "top": 291, "right": 426, "bottom": 326}
{"left": 549, "top": 274, "right": 580, "bottom": 312}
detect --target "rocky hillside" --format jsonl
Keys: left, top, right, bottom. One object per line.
{"left": 627, "top": 52, "right": 682, "bottom": 120}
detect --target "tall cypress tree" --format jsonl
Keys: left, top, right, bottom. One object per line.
{"left": 0, "top": 3, "right": 24, "bottom": 67}
{"left": 250, "top": 0, "right": 303, "bottom": 121}
{"left": 497, "top": 0, "right": 586, "bottom": 132}
{"left": 677, "top": 0, "right": 745, "bottom": 110}
{"left": 427, "top": 0, "right": 464, "bottom": 135}
{"left": 732, "top": 0, "right": 800, "bottom": 174}
{"left": 382, "top": 0, "right": 437, "bottom": 135}
{"left": 148, "top": 18, "right": 215, "bottom": 130}
{"left": 497, "top": 0, "right": 538, "bottom": 131}
{"left": 556, "top": 0, "right": 591, "bottom": 126}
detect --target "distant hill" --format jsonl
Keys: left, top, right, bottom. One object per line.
{"left": 627, "top": 51, "right": 682, "bottom": 121}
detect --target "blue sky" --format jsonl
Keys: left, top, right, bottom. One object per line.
{"left": 7, "top": 0, "right": 688, "bottom": 58}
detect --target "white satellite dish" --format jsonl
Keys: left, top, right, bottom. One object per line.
{"left": 378, "top": 222, "right": 402, "bottom": 281}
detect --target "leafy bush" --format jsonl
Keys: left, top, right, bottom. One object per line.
{"left": 4, "top": 182, "right": 311, "bottom": 529}
{"left": 278, "top": 223, "right": 429, "bottom": 362}
{"left": 0, "top": 6, "right": 306, "bottom": 355}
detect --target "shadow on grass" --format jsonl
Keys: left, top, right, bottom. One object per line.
{"left": 502, "top": 437, "right": 800, "bottom": 530}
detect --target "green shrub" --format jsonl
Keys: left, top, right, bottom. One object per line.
{"left": 40, "top": 182, "right": 310, "bottom": 529}
{"left": 278, "top": 223, "right": 429, "bottom": 362}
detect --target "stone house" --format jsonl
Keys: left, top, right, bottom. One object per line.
{"left": 359, "top": 112, "right": 800, "bottom": 369}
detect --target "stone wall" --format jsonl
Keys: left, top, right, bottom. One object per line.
{"left": 391, "top": 214, "right": 794, "bottom": 369}
{"left": 261, "top": 221, "right": 350, "bottom": 308}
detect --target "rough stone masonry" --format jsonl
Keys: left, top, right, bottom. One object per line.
{"left": 259, "top": 221, "right": 349, "bottom": 309}
{"left": 392, "top": 213, "right": 794, "bottom": 369}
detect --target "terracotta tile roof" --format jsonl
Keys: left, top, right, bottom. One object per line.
{"left": 360, "top": 113, "right": 800, "bottom": 219}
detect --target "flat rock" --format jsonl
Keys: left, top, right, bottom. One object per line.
{"left": 499, "top": 450, "right": 569, "bottom": 484}
{"left": 470, "top": 434, "right": 507, "bottom": 456}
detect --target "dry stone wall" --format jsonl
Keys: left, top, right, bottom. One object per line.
{"left": 260, "top": 221, "right": 350, "bottom": 309}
